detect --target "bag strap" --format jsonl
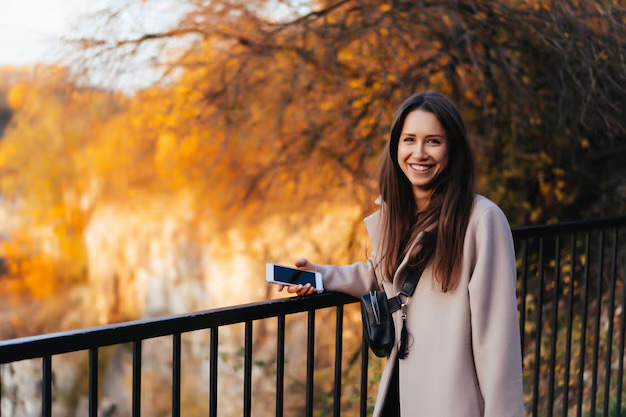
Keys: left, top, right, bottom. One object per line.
{"left": 386, "top": 264, "right": 425, "bottom": 313}
{"left": 389, "top": 265, "right": 425, "bottom": 359}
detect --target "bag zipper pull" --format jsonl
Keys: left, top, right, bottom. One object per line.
{"left": 398, "top": 302, "right": 409, "bottom": 359}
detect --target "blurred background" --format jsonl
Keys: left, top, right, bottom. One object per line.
{"left": 0, "top": 0, "right": 625, "bottom": 415}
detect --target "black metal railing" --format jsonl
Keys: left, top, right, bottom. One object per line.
{"left": 0, "top": 293, "right": 364, "bottom": 417}
{"left": 1, "top": 216, "right": 625, "bottom": 417}
{"left": 514, "top": 216, "right": 626, "bottom": 417}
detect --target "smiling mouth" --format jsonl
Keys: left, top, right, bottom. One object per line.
{"left": 409, "top": 164, "right": 433, "bottom": 173}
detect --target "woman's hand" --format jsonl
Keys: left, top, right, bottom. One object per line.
{"left": 276, "top": 258, "right": 318, "bottom": 297}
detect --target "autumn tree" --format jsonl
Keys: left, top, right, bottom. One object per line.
{"left": 73, "top": 0, "right": 626, "bottom": 226}
{"left": 2, "top": 0, "right": 624, "bottom": 304}
{"left": 0, "top": 66, "right": 126, "bottom": 300}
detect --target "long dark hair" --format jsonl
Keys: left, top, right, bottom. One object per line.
{"left": 378, "top": 92, "right": 475, "bottom": 292}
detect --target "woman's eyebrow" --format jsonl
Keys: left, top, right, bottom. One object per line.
{"left": 400, "top": 133, "right": 445, "bottom": 138}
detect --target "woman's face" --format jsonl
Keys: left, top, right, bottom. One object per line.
{"left": 397, "top": 109, "right": 449, "bottom": 205}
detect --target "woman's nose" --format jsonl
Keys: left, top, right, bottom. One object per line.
{"left": 414, "top": 143, "right": 427, "bottom": 159}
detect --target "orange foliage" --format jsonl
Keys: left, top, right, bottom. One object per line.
{"left": 0, "top": 66, "right": 123, "bottom": 298}
{"left": 1, "top": 0, "right": 624, "bottom": 302}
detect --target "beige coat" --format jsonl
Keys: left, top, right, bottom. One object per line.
{"left": 315, "top": 195, "right": 524, "bottom": 417}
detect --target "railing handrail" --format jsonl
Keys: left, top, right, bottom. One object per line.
{"left": 511, "top": 215, "right": 626, "bottom": 239}
{"left": 0, "top": 292, "right": 358, "bottom": 364}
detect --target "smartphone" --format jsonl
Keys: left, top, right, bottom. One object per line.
{"left": 266, "top": 263, "right": 324, "bottom": 293}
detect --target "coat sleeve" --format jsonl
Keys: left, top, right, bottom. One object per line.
{"left": 314, "top": 259, "right": 378, "bottom": 299}
{"left": 468, "top": 207, "right": 524, "bottom": 417}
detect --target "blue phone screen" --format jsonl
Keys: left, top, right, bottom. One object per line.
{"left": 274, "top": 265, "right": 316, "bottom": 286}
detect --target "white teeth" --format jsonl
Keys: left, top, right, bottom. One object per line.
{"left": 410, "top": 164, "right": 430, "bottom": 171}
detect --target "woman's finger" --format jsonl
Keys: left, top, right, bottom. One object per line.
{"left": 295, "top": 258, "right": 315, "bottom": 271}
{"left": 286, "top": 285, "right": 301, "bottom": 294}
{"left": 284, "top": 283, "right": 311, "bottom": 296}
{"left": 298, "top": 283, "right": 314, "bottom": 296}
{"left": 303, "top": 284, "right": 315, "bottom": 295}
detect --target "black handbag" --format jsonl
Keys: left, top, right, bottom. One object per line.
{"left": 360, "top": 265, "right": 424, "bottom": 358}
{"left": 360, "top": 290, "right": 396, "bottom": 357}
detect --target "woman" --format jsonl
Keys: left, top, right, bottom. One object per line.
{"left": 278, "top": 92, "right": 524, "bottom": 417}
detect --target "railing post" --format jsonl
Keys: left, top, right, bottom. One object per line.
{"left": 590, "top": 230, "right": 605, "bottom": 417}
{"left": 360, "top": 333, "right": 368, "bottom": 417}
{"left": 519, "top": 238, "right": 528, "bottom": 359}
{"left": 132, "top": 340, "right": 142, "bottom": 417}
{"left": 548, "top": 236, "right": 561, "bottom": 417}
{"left": 276, "top": 315, "right": 286, "bottom": 417}
{"left": 616, "top": 245, "right": 626, "bottom": 416}
{"left": 305, "top": 310, "right": 315, "bottom": 417}
{"left": 576, "top": 232, "right": 591, "bottom": 417}
{"left": 244, "top": 321, "right": 253, "bottom": 417}
{"left": 333, "top": 304, "right": 344, "bottom": 417}
{"left": 42, "top": 355, "right": 52, "bottom": 417}
{"left": 210, "top": 327, "right": 219, "bottom": 417}
{"left": 532, "top": 237, "right": 545, "bottom": 417}
{"left": 561, "top": 234, "right": 576, "bottom": 417}
{"left": 172, "top": 333, "right": 181, "bottom": 417}
{"left": 89, "top": 347, "right": 99, "bottom": 417}
{"left": 602, "top": 228, "right": 619, "bottom": 417}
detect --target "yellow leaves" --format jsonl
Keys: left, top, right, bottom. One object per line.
{"left": 595, "top": 51, "right": 609, "bottom": 62}
{"left": 7, "top": 82, "right": 27, "bottom": 109}
{"left": 155, "top": 132, "right": 178, "bottom": 165}
{"left": 530, "top": 207, "right": 543, "bottom": 223}
{"left": 19, "top": 256, "right": 58, "bottom": 298}
{"left": 533, "top": 158, "right": 575, "bottom": 217}
{"left": 348, "top": 78, "right": 361, "bottom": 89}
{"left": 378, "top": 3, "right": 392, "bottom": 13}
{"left": 338, "top": 49, "right": 357, "bottom": 64}
{"left": 430, "top": 70, "right": 453, "bottom": 96}
{"left": 352, "top": 96, "right": 368, "bottom": 110}
{"left": 0, "top": 227, "right": 85, "bottom": 299}
{"left": 554, "top": 180, "right": 567, "bottom": 202}
{"left": 320, "top": 100, "right": 334, "bottom": 112}
{"left": 0, "top": 139, "right": 16, "bottom": 168}
{"left": 178, "top": 135, "right": 200, "bottom": 161}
